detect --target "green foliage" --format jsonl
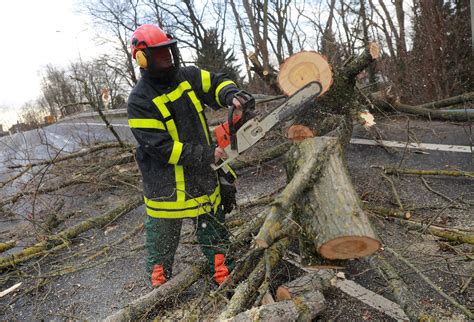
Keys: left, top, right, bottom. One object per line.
{"left": 195, "top": 28, "right": 241, "bottom": 83}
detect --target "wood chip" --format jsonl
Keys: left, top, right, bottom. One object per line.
{"left": 0, "top": 282, "right": 22, "bottom": 298}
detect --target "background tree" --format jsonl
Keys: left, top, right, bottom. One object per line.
{"left": 40, "top": 65, "right": 80, "bottom": 118}
{"left": 195, "top": 28, "right": 241, "bottom": 81}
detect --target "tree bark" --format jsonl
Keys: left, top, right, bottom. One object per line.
{"left": 368, "top": 255, "right": 430, "bottom": 321}
{"left": 0, "top": 240, "right": 16, "bottom": 254}
{"left": 254, "top": 139, "right": 331, "bottom": 248}
{"left": 383, "top": 166, "right": 474, "bottom": 178}
{"left": 372, "top": 94, "right": 473, "bottom": 122}
{"left": 289, "top": 137, "right": 381, "bottom": 259}
{"left": 219, "top": 237, "right": 291, "bottom": 320}
{"left": 276, "top": 270, "right": 335, "bottom": 301}
{"left": 227, "top": 291, "right": 325, "bottom": 322}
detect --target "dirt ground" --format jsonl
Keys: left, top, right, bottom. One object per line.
{"left": 0, "top": 114, "right": 472, "bottom": 321}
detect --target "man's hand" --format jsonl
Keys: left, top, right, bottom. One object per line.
{"left": 214, "top": 147, "right": 228, "bottom": 163}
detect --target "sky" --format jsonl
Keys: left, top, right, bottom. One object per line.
{"left": 0, "top": 0, "right": 100, "bottom": 129}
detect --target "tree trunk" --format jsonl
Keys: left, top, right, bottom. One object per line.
{"left": 254, "top": 139, "right": 331, "bottom": 248}
{"left": 276, "top": 270, "right": 335, "bottom": 301}
{"left": 289, "top": 137, "right": 381, "bottom": 259}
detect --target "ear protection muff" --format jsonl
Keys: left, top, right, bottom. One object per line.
{"left": 135, "top": 50, "right": 148, "bottom": 69}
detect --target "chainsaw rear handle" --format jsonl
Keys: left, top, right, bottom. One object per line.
{"left": 227, "top": 90, "right": 255, "bottom": 150}
{"left": 228, "top": 104, "right": 238, "bottom": 150}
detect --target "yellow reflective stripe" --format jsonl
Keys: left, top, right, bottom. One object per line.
{"left": 168, "top": 141, "right": 183, "bottom": 164}
{"left": 151, "top": 95, "right": 185, "bottom": 203}
{"left": 225, "top": 164, "right": 237, "bottom": 179}
{"left": 188, "top": 91, "right": 210, "bottom": 144}
{"left": 146, "top": 194, "right": 221, "bottom": 218}
{"left": 152, "top": 96, "right": 171, "bottom": 118}
{"left": 175, "top": 165, "right": 185, "bottom": 201}
{"left": 201, "top": 70, "right": 211, "bottom": 93}
{"left": 146, "top": 204, "right": 211, "bottom": 218}
{"left": 198, "top": 114, "right": 210, "bottom": 144}
{"left": 167, "top": 81, "right": 192, "bottom": 102}
{"left": 128, "top": 118, "right": 165, "bottom": 130}
{"left": 144, "top": 184, "right": 221, "bottom": 210}
{"left": 215, "top": 80, "right": 236, "bottom": 107}
{"left": 165, "top": 120, "right": 179, "bottom": 141}
{"left": 187, "top": 91, "right": 203, "bottom": 112}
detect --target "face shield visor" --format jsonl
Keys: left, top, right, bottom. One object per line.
{"left": 145, "top": 39, "right": 180, "bottom": 82}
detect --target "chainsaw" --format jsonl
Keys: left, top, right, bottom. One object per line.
{"left": 213, "top": 81, "right": 323, "bottom": 171}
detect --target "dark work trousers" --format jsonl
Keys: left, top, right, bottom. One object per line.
{"left": 145, "top": 207, "right": 233, "bottom": 279}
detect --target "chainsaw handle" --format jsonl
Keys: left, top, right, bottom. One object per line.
{"left": 227, "top": 90, "right": 255, "bottom": 151}
{"left": 228, "top": 105, "right": 238, "bottom": 150}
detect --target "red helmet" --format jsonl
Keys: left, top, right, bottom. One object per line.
{"left": 131, "top": 24, "right": 175, "bottom": 59}
{"left": 131, "top": 24, "right": 180, "bottom": 80}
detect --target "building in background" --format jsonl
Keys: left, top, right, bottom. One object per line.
{"left": 9, "top": 122, "right": 29, "bottom": 133}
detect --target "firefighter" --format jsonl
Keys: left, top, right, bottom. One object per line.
{"left": 127, "top": 24, "right": 246, "bottom": 287}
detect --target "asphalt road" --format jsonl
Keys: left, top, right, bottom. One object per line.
{"left": 1, "top": 114, "right": 472, "bottom": 189}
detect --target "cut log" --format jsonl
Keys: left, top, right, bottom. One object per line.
{"left": 226, "top": 291, "right": 325, "bottom": 322}
{"left": 104, "top": 261, "right": 206, "bottom": 322}
{"left": 286, "top": 125, "right": 315, "bottom": 143}
{"left": 254, "top": 139, "right": 332, "bottom": 248}
{"left": 289, "top": 137, "right": 381, "bottom": 259}
{"left": 286, "top": 44, "right": 379, "bottom": 143}
{"left": 276, "top": 270, "right": 335, "bottom": 301}
{"left": 277, "top": 51, "right": 333, "bottom": 96}
{"left": 282, "top": 252, "right": 409, "bottom": 321}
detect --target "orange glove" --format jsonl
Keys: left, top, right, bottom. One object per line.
{"left": 151, "top": 264, "right": 167, "bottom": 287}
{"left": 213, "top": 254, "right": 230, "bottom": 285}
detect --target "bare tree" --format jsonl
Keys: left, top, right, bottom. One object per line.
{"left": 81, "top": 0, "right": 143, "bottom": 86}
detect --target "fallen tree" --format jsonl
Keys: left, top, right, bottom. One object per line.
{"left": 371, "top": 90, "right": 474, "bottom": 122}
{"left": 4, "top": 44, "right": 472, "bottom": 321}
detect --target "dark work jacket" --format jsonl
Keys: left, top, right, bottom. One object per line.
{"left": 127, "top": 67, "right": 239, "bottom": 218}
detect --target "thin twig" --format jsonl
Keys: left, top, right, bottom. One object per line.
{"left": 385, "top": 247, "right": 474, "bottom": 320}
{"left": 421, "top": 177, "right": 457, "bottom": 204}
{"left": 380, "top": 171, "right": 404, "bottom": 210}
{"left": 420, "top": 195, "right": 462, "bottom": 235}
